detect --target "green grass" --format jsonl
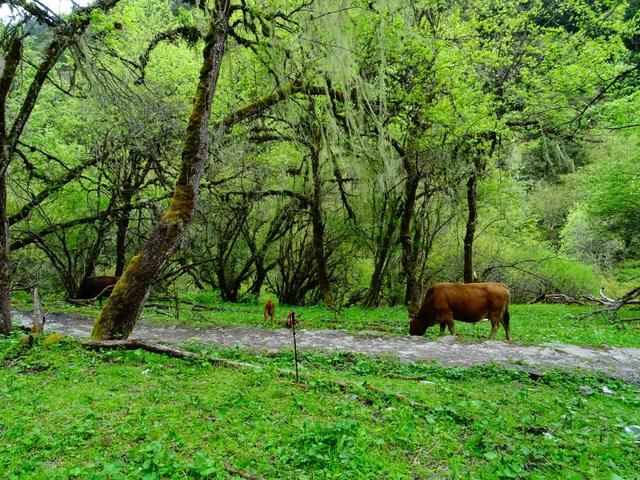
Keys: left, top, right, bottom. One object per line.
{"left": 13, "top": 291, "right": 640, "bottom": 348}
{"left": 0, "top": 336, "right": 638, "bottom": 479}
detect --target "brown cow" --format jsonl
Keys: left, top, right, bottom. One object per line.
{"left": 264, "top": 300, "right": 275, "bottom": 322}
{"left": 285, "top": 310, "right": 297, "bottom": 329}
{"left": 409, "top": 282, "right": 511, "bottom": 340}
{"left": 76, "top": 276, "right": 120, "bottom": 300}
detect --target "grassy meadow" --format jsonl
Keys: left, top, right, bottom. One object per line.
{"left": 3, "top": 294, "right": 639, "bottom": 479}
{"left": 1, "top": 337, "right": 639, "bottom": 480}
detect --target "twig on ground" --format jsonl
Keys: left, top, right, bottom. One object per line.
{"left": 224, "top": 461, "right": 264, "bottom": 480}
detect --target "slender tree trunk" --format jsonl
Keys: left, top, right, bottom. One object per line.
{"left": 399, "top": 156, "right": 420, "bottom": 314}
{"left": 364, "top": 199, "right": 400, "bottom": 307}
{"left": 463, "top": 170, "right": 478, "bottom": 283}
{"left": 310, "top": 141, "right": 334, "bottom": 309}
{"left": 0, "top": 38, "right": 24, "bottom": 334}
{"left": 83, "top": 204, "right": 114, "bottom": 281}
{"left": 0, "top": 177, "right": 11, "bottom": 334}
{"left": 114, "top": 190, "right": 134, "bottom": 276}
{"left": 92, "top": 2, "right": 231, "bottom": 339}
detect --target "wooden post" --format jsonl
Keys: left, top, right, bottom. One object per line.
{"left": 31, "top": 287, "right": 44, "bottom": 335}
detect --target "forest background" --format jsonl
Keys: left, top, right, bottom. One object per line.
{"left": 0, "top": 0, "right": 639, "bottom": 335}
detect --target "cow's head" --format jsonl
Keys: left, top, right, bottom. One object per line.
{"left": 408, "top": 313, "right": 427, "bottom": 336}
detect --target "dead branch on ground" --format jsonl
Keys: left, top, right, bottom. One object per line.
{"left": 224, "top": 462, "right": 264, "bottom": 480}
{"left": 84, "top": 339, "right": 260, "bottom": 369}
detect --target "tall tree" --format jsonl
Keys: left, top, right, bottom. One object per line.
{"left": 0, "top": 0, "right": 120, "bottom": 334}
{"left": 92, "top": 0, "right": 233, "bottom": 339}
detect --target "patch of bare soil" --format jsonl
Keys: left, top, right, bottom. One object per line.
{"left": 11, "top": 311, "right": 640, "bottom": 384}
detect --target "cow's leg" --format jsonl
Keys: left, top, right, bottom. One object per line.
{"left": 503, "top": 308, "right": 511, "bottom": 341}
{"left": 439, "top": 313, "right": 454, "bottom": 336}
{"left": 489, "top": 311, "right": 501, "bottom": 339}
{"left": 447, "top": 319, "right": 455, "bottom": 335}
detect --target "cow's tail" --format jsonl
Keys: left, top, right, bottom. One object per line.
{"left": 503, "top": 307, "right": 512, "bottom": 341}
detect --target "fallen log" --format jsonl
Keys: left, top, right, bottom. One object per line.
{"left": 531, "top": 293, "right": 610, "bottom": 305}
{"left": 574, "top": 285, "right": 640, "bottom": 322}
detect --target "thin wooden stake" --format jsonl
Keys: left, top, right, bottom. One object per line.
{"left": 290, "top": 310, "right": 299, "bottom": 383}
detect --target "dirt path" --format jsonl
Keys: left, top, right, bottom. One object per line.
{"left": 12, "top": 311, "right": 640, "bottom": 384}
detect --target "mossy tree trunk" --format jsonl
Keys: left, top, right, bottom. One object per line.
{"left": 0, "top": 37, "right": 24, "bottom": 335}
{"left": 0, "top": 177, "right": 11, "bottom": 335}
{"left": 92, "top": 1, "right": 232, "bottom": 339}
{"left": 399, "top": 153, "right": 421, "bottom": 314}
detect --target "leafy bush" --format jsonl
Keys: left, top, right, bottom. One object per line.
{"left": 560, "top": 206, "right": 626, "bottom": 270}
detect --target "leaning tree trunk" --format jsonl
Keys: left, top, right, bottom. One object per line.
{"left": 399, "top": 156, "right": 421, "bottom": 314}
{"left": 463, "top": 170, "right": 477, "bottom": 284}
{"left": 92, "top": 2, "right": 231, "bottom": 339}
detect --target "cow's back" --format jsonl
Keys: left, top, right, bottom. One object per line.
{"left": 430, "top": 282, "right": 509, "bottom": 323}
{"left": 76, "top": 276, "right": 119, "bottom": 299}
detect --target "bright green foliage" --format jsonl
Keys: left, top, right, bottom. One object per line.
{"left": 4, "top": 0, "right": 640, "bottom": 309}
{"left": 0, "top": 338, "right": 638, "bottom": 479}
{"left": 584, "top": 154, "right": 640, "bottom": 248}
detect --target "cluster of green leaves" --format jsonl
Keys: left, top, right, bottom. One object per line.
{"left": 1, "top": 337, "right": 638, "bottom": 479}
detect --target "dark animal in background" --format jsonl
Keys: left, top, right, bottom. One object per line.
{"left": 285, "top": 310, "right": 297, "bottom": 329}
{"left": 75, "top": 276, "right": 120, "bottom": 300}
{"left": 409, "top": 282, "right": 511, "bottom": 340}
{"left": 264, "top": 300, "right": 275, "bottom": 321}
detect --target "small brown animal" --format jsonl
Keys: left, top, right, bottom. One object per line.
{"left": 264, "top": 300, "right": 275, "bottom": 321}
{"left": 76, "top": 276, "right": 120, "bottom": 300}
{"left": 285, "top": 310, "right": 297, "bottom": 329}
{"left": 409, "top": 282, "right": 511, "bottom": 340}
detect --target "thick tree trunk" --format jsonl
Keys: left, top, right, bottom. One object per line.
{"left": 463, "top": 171, "right": 477, "bottom": 283}
{"left": 250, "top": 261, "right": 267, "bottom": 296}
{"left": 399, "top": 156, "right": 420, "bottom": 314}
{"left": 92, "top": 2, "right": 231, "bottom": 339}
{"left": 0, "top": 177, "right": 11, "bottom": 334}
{"left": 310, "top": 141, "right": 334, "bottom": 309}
